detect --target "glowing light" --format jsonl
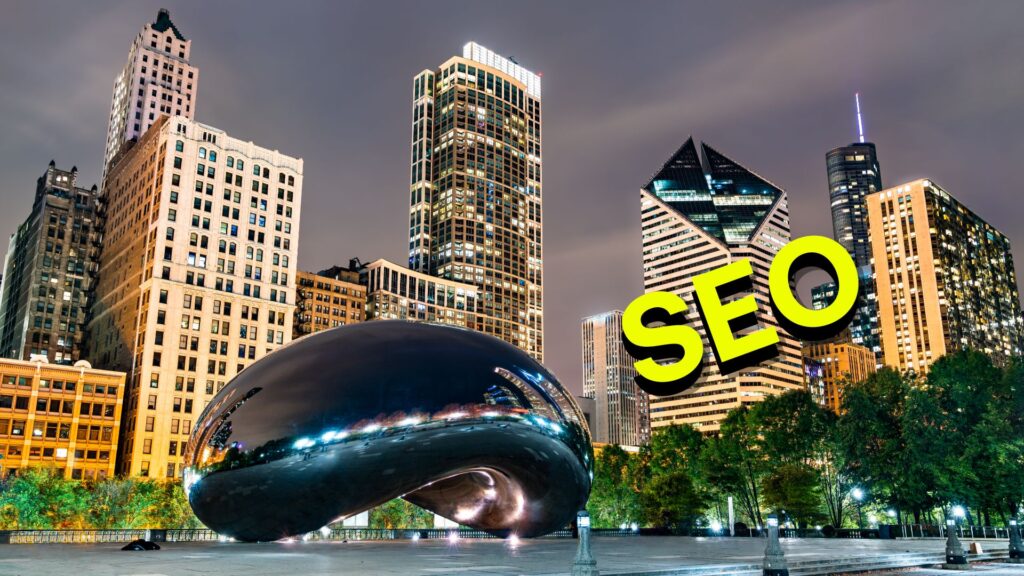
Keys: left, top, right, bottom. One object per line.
{"left": 619, "top": 523, "right": 628, "bottom": 530}
{"left": 293, "top": 437, "right": 315, "bottom": 450}
{"left": 302, "top": 533, "right": 311, "bottom": 541}
{"left": 444, "top": 412, "right": 466, "bottom": 420}
{"left": 630, "top": 523, "right": 639, "bottom": 532}
{"left": 411, "top": 532, "right": 421, "bottom": 541}
{"left": 447, "top": 531, "right": 460, "bottom": 544}
{"left": 320, "top": 526, "right": 331, "bottom": 537}
{"left": 887, "top": 509, "right": 897, "bottom": 518}
{"left": 851, "top": 487, "right": 864, "bottom": 501}
{"left": 321, "top": 430, "right": 339, "bottom": 442}
{"left": 710, "top": 520, "right": 723, "bottom": 532}
{"left": 399, "top": 417, "right": 422, "bottom": 427}
{"left": 952, "top": 505, "right": 966, "bottom": 518}
{"left": 455, "top": 505, "right": 482, "bottom": 521}
{"left": 507, "top": 534, "right": 520, "bottom": 548}
{"left": 855, "top": 92, "right": 865, "bottom": 143}
{"left": 362, "top": 424, "right": 382, "bottom": 433}
{"left": 484, "top": 488, "right": 497, "bottom": 500}
{"left": 482, "top": 411, "right": 499, "bottom": 418}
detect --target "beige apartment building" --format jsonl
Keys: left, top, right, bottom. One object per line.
{"left": 867, "top": 179, "right": 1022, "bottom": 372}
{"left": 294, "top": 267, "right": 366, "bottom": 339}
{"left": 0, "top": 357, "right": 125, "bottom": 480}
{"left": 361, "top": 258, "right": 480, "bottom": 329}
{"left": 581, "top": 310, "right": 650, "bottom": 447}
{"left": 89, "top": 115, "right": 301, "bottom": 478}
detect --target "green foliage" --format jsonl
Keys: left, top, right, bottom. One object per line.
{"left": 0, "top": 469, "right": 202, "bottom": 529}
{"left": 367, "top": 498, "right": 434, "bottom": 529}
{"left": 587, "top": 444, "right": 641, "bottom": 528}
{"left": 761, "top": 463, "right": 825, "bottom": 527}
{"left": 0, "top": 468, "right": 89, "bottom": 529}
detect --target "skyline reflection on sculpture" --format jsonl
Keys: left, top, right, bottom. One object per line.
{"left": 183, "top": 321, "right": 592, "bottom": 542}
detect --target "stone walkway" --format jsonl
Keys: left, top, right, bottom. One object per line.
{"left": 0, "top": 536, "right": 1017, "bottom": 576}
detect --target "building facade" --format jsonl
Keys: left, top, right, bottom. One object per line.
{"left": 867, "top": 179, "right": 1023, "bottom": 371}
{"left": 0, "top": 163, "right": 101, "bottom": 365}
{"left": 294, "top": 266, "right": 365, "bottom": 338}
{"left": 89, "top": 116, "right": 301, "bottom": 477}
{"left": 802, "top": 339, "right": 875, "bottom": 413}
{"left": 823, "top": 139, "right": 884, "bottom": 360}
{"left": 0, "top": 357, "right": 125, "bottom": 479}
{"left": 639, "top": 138, "right": 805, "bottom": 433}
{"left": 408, "top": 43, "right": 543, "bottom": 360}
{"left": 103, "top": 9, "right": 198, "bottom": 179}
{"left": 581, "top": 311, "right": 649, "bottom": 447}
{"left": 360, "top": 258, "right": 479, "bottom": 328}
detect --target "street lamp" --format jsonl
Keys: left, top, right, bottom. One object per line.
{"left": 851, "top": 487, "right": 865, "bottom": 529}
{"left": 952, "top": 505, "right": 966, "bottom": 521}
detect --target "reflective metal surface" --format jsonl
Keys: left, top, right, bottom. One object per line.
{"left": 184, "top": 321, "right": 593, "bottom": 542}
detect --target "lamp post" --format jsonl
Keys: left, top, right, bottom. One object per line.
{"left": 942, "top": 518, "right": 969, "bottom": 570}
{"left": 763, "top": 514, "right": 789, "bottom": 576}
{"left": 851, "top": 488, "right": 864, "bottom": 529}
{"left": 1008, "top": 519, "right": 1023, "bottom": 563}
{"left": 571, "top": 510, "right": 599, "bottom": 576}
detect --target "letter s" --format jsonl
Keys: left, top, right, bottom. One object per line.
{"left": 621, "top": 291, "right": 704, "bottom": 397}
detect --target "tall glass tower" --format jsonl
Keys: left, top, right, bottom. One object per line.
{"left": 408, "top": 43, "right": 543, "bottom": 360}
{"left": 822, "top": 94, "right": 883, "bottom": 360}
{"left": 639, "top": 138, "right": 804, "bottom": 433}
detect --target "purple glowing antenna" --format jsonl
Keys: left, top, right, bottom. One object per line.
{"left": 855, "top": 92, "right": 865, "bottom": 143}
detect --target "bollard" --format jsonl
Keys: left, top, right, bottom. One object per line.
{"left": 942, "top": 519, "right": 969, "bottom": 570}
{"left": 571, "top": 511, "right": 599, "bottom": 576}
{"left": 763, "top": 514, "right": 789, "bottom": 576}
{"left": 1009, "top": 520, "right": 1024, "bottom": 563}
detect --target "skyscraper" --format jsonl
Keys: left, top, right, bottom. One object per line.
{"left": 639, "top": 138, "right": 804, "bottom": 433}
{"left": 102, "top": 9, "right": 198, "bottom": 180}
{"left": 89, "top": 116, "right": 302, "bottom": 477}
{"left": 408, "top": 43, "right": 543, "bottom": 360}
{"left": 0, "top": 163, "right": 101, "bottom": 364}
{"left": 581, "top": 311, "right": 649, "bottom": 447}
{"left": 823, "top": 94, "right": 883, "bottom": 359}
{"left": 867, "top": 179, "right": 1023, "bottom": 371}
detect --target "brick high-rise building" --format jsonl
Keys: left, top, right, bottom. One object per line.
{"left": 867, "top": 179, "right": 1023, "bottom": 371}
{"left": 294, "top": 266, "right": 365, "bottom": 339}
{"left": 408, "top": 43, "right": 543, "bottom": 360}
{"left": 103, "top": 9, "right": 198, "bottom": 180}
{"left": 0, "top": 162, "right": 101, "bottom": 365}
{"left": 89, "top": 116, "right": 301, "bottom": 477}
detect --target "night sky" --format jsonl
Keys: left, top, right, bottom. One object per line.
{"left": 1, "top": 1, "right": 1022, "bottom": 394}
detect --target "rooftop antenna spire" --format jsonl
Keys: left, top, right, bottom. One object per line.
{"left": 855, "top": 92, "right": 865, "bottom": 143}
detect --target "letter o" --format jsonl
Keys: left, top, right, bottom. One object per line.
{"left": 768, "top": 235, "right": 859, "bottom": 340}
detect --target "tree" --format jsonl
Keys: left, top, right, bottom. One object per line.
{"left": 368, "top": 498, "right": 433, "bottom": 529}
{"left": 88, "top": 477, "right": 161, "bottom": 529}
{"left": 639, "top": 470, "right": 702, "bottom": 530}
{"left": 0, "top": 467, "right": 89, "bottom": 529}
{"left": 702, "top": 407, "right": 765, "bottom": 527}
{"left": 587, "top": 444, "right": 641, "bottom": 528}
{"left": 761, "top": 463, "right": 825, "bottom": 528}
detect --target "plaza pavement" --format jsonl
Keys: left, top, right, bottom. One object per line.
{"left": 0, "top": 535, "right": 1018, "bottom": 576}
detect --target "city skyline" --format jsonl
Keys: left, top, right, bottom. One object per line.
{"left": 1, "top": 1, "right": 1023, "bottom": 394}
